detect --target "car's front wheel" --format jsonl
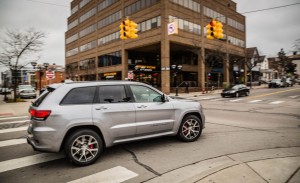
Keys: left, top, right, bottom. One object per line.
{"left": 178, "top": 115, "right": 202, "bottom": 142}
{"left": 65, "top": 129, "right": 103, "bottom": 166}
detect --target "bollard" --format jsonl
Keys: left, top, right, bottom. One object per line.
{"left": 175, "top": 87, "right": 179, "bottom": 96}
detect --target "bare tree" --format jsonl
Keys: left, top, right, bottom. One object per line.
{"left": 245, "top": 48, "right": 263, "bottom": 88}
{"left": 0, "top": 28, "right": 46, "bottom": 102}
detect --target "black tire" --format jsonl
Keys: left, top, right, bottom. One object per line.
{"left": 64, "top": 129, "right": 103, "bottom": 166}
{"left": 235, "top": 92, "right": 239, "bottom": 98}
{"left": 245, "top": 91, "right": 249, "bottom": 96}
{"left": 178, "top": 115, "right": 202, "bottom": 142}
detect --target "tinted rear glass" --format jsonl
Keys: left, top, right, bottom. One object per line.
{"left": 61, "top": 87, "right": 96, "bottom": 105}
{"left": 32, "top": 91, "right": 50, "bottom": 107}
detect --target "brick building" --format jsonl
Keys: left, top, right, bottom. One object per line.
{"left": 65, "top": 0, "right": 246, "bottom": 93}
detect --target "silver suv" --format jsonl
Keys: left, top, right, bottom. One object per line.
{"left": 27, "top": 81, "right": 205, "bottom": 166}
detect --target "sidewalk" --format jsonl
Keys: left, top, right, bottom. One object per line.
{"left": 0, "top": 95, "right": 31, "bottom": 117}
{"left": 146, "top": 147, "right": 300, "bottom": 183}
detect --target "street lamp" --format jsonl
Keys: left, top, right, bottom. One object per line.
{"left": 3, "top": 72, "right": 8, "bottom": 101}
{"left": 171, "top": 64, "right": 182, "bottom": 96}
{"left": 31, "top": 62, "right": 49, "bottom": 95}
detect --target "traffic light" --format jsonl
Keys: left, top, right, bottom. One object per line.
{"left": 128, "top": 20, "right": 138, "bottom": 39}
{"left": 120, "top": 18, "right": 138, "bottom": 39}
{"left": 206, "top": 20, "right": 216, "bottom": 40}
{"left": 119, "top": 21, "right": 127, "bottom": 40}
{"left": 214, "top": 21, "right": 223, "bottom": 39}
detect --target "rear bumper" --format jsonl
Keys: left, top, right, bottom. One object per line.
{"left": 27, "top": 124, "right": 61, "bottom": 152}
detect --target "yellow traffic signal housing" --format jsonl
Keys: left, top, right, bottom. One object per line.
{"left": 214, "top": 21, "right": 224, "bottom": 39}
{"left": 129, "top": 20, "right": 138, "bottom": 39}
{"left": 206, "top": 22, "right": 215, "bottom": 39}
{"left": 119, "top": 21, "right": 127, "bottom": 40}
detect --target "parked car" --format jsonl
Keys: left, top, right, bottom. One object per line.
{"left": 27, "top": 81, "right": 205, "bottom": 166}
{"left": 0, "top": 88, "right": 12, "bottom": 95}
{"left": 295, "top": 78, "right": 300, "bottom": 85}
{"left": 19, "top": 89, "right": 37, "bottom": 99}
{"left": 268, "top": 79, "right": 285, "bottom": 88}
{"left": 285, "top": 78, "right": 294, "bottom": 87}
{"left": 17, "top": 85, "right": 35, "bottom": 97}
{"left": 221, "top": 84, "right": 250, "bottom": 98}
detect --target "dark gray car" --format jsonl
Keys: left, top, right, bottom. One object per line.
{"left": 27, "top": 81, "right": 205, "bottom": 166}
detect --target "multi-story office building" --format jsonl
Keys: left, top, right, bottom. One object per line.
{"left": 65, "top": 0, "right": 246, "bottom": 93}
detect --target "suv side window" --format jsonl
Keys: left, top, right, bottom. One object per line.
{"left": 130, "top": 85, "right": 162, "bottom": 102}
{"left": 98, "top": 85, "right": 128, "bottom": 103}
{"left": 61, "top": 87, "right": 96, "bottom": 105}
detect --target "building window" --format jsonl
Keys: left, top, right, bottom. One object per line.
{"left": 79, "top": 0, "right": 91, "bottom": 9}
{"left": 137, "top": 16, "right": 161, "bottom": 33}
{"left": 66, "top": 47, "right": 79, "bottom": 57}
{"left": 79, "top": 24, "right": 96, "bottom": 38}
{"left": 170, "top": 0, "right": 200, "bottom": 13}
{"left": 68, "top": 19, "right": 78, "bottom": 30}
{"left": 98, "top": 51, "right": 121, "bottom": 67}
{"left": 98, "top": 32, "right": 120, "bottom": 45}
{"left": 125, "top": 0, "right": 159, "bottom": 16}
{"left": 79, "top": 7, "right": 96, "bottom": 23}
{"left": 66, "top": 33, "right": 78, "bottom": 44}
{"left": 204, "top": 6, "right": 226, "bottom": 23}
{"left": 80, "top": 40, "right": 97, "bottom": 52}
{"left": 98, "top": 0, "right": 119, "bottom": 11}
{"left": 98, "top": 11, "right": 121, "bottom": 29}
{"left": 79, "top": 58, "right": 95, "bottom": 70}
{"left": 169, "top": 16, "right": 201, "bottom": 35}
{"left": 71, "top": 5, "right": 78, "bottom": 15}
{"left": 228, "top": 18, "right": 245, "bottom": 31}
{"left": 228, "top": 36, "right": 245, "bottom": 47}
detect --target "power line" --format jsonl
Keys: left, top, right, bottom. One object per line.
{"left": 241, "top": 2, "right": 300, "bottom": 14}
{"left": 26, "top": 0, "right": 70, "bottom": 8}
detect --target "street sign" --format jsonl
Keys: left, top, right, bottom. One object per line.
{"left": 168, "top": 22, "right": 178, "bottom": 35}
{"left": 128, "top": 72, "right": 133, "bottom": 80}
{"left": 46, "top": 70, "right": 55, "bottom": 80}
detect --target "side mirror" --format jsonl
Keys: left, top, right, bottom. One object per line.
{"left": 161, "top": 94, "right": 166, "bottom": 103}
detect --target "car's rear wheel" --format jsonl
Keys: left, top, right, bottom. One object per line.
{"left": 65, "top": 129, "right": 103, "bottom": 166}
{"left": 178, "top": 115, "right": 202, "bottom": 142}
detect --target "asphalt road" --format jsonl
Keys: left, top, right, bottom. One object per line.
{"left": 0, "top": 85, "right": 299, "bottom": 183}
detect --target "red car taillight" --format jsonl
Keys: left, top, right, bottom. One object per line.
{"left": 29, "top": 109, "right": 51, "bottom": 120}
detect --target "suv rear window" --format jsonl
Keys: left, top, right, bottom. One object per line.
{"left": 61, "top": 87, "right": 96, "bottom": 105}
{"left": 32, "top": 91, "right": 50, "bottom": 107}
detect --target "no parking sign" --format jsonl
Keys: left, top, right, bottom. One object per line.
{"left": 168, "top": 22, "right": 178, "bottom": 35}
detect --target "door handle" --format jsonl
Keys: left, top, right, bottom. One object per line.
{"left": 95, "top": 106, "right": 107, "bottom": 110}
{"left": 137, "top": 105, "right": 147, "bottom": 108}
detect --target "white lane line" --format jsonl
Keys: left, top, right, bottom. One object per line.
{"left": 211, "top": 98, "right": 224, "bottom": 101}
{"left": 248, "top": 100, "right": 262, "bottom": 103}
{"left": 67, "top": 166, "right": 138, "bottom": 183}
{"left": 289, "top": 95, "right": 299, "bottom": 98}
{"left": 0, "top": 153, "right": 65, "bottom": 173}
{"left": 0, "top": 127, "right": 27, "bottom": 134}
{"left": 269, "top": 101, "right": 285, "bottom": 104}
{"left": 0, "top": 116, "right": 29, "bottom": 121}
{"left": 230, "top": 99, "right": 243, "bottom": 102}
{"left": 0, "top": 139, "right": 27, "bottom": 148}
{"left": 201, "top": 97, "right": 215, "bottom": 100}
{"left": 0, "top": 120, "right": 29, "bottom": 125}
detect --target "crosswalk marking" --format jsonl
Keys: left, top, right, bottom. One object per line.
{"left": 0, "top": 120, "right": 29, "bottom": 125}
{"left": 211, "top": 98, "right": 223, "bottom": 101}
{"left": 249, "top": 100, "right": 262, "bottom": 103}
{"left": 289, "top": 95, "right": 299, "bottom": 98}
{"left": 0, "top": 116, "right": 28, "bottom": 121}
{"left": 67, "top": 166, "right": 138, "bottom": 183}
{"left": 0, "top": 153, "right": 65, "bottom": 173}
{"left": 0, "top": 139, "right": 27, "bottom": 148}
{"left": 270, "top": 101, "right": 285, "bottom": 104}
{"left": 0, "top": 126, "right": 27, "bottom": 134}
{"left": 230, "top": 99, "right": 243, "bottom": 102}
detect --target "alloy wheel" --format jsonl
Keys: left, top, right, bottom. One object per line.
{"left": 181, "top": 119, "right": 200, "bottom": 140}
{"left": 71, "top": 135, "right": 99, "bottom": 163}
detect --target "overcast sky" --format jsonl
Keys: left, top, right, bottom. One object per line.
{"left": 0, "top": 0, "right": 300, "bottom": 70}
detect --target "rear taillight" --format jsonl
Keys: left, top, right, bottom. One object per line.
{"left": 29, "top": 109, "right": 51, "bottom": 120}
